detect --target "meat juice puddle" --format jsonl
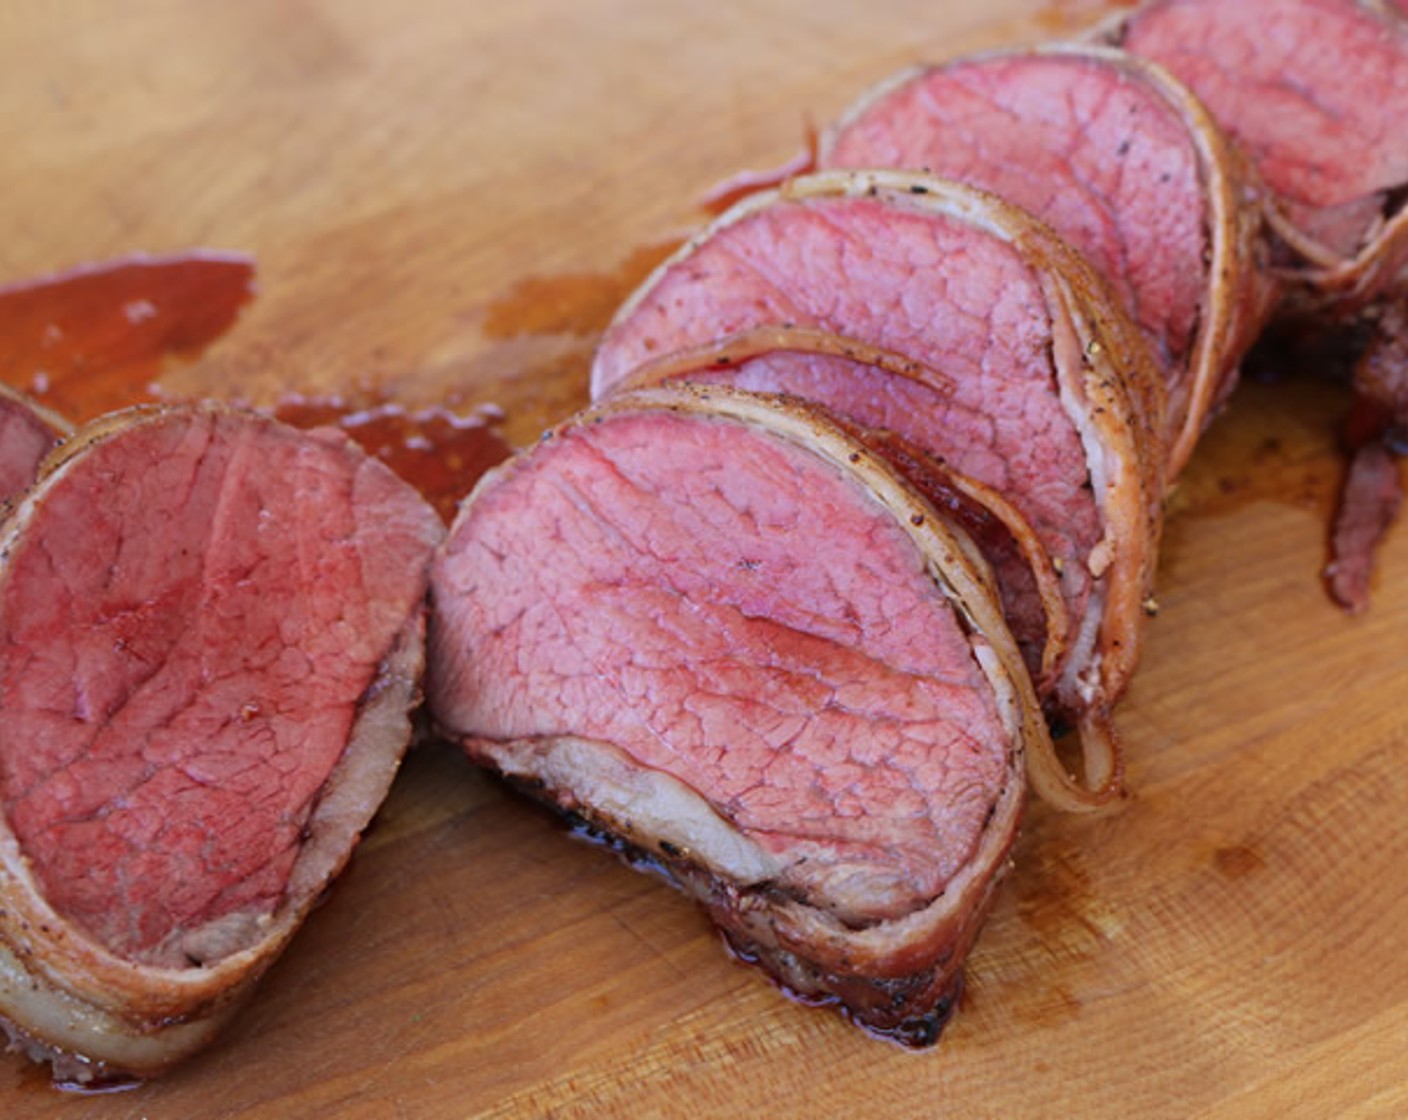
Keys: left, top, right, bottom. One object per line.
{"left": 0, "top": 251, "right": 514, "bottom": 524}
{"left": 464, "top": 238, "right": 686, "bottom": 446}
{"left": 481, "top": 240, "right": 684, "bottom": 339}
{"left": 0, "top": 251, "right": 257, "bottom": 424}
{"left": 271, "top": 393, "right": 511, "bottom": 524}
{"left": 8, "top": 1048, "right": 142, "bottom": 1097}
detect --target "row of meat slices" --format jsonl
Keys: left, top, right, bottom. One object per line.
{"left": 429, "top": 0, "right": 1408, "bottom": 1045}
{"left": 1, "top": 0, "right": 1408, "bottom": 1084}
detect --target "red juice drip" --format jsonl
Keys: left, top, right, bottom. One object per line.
{"left": 273, "top": 393, "right": 513, "bottom": 524}
{"left": 0, "top": 251, "right": 256, "bottom": 422}
{"left": 0, "top": 252, "right": 509, "bottom": 521}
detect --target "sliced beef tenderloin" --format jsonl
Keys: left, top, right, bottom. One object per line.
{"left": 818, "top": 44, "right": 1276, "bottom": 476}
{"left": 428, "top": 384, "right": 1045, "bottom": 1043}
{"left": 632, "top": 357, "right": 1088, "bottom": 810}
{"left": 612, "top": 331, "right": 1070, "bottom": 705}
{"left": 1107, "top": 0, "right": 1408, "bottom": 309}
{"left": 1107, "top": 0, "right": 1408, "bottom": 606}
{"left": 0, "top": 383, "right": 70, "bottom": 511}
{"left": 0, "top": 404, "right": 443, "bottom": 1083}
{"left": 591, "top": 170, "right": 1166, "bottom": 803}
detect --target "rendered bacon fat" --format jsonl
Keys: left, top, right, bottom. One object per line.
{"left": 428, "top": 385, "right": 1042, "bottom": 1043}
{"left": 820, "top": 44, "right": 1275, "bottom": 475}
{"left": 0, "top": 404, "right": 443, "bottom": 1082}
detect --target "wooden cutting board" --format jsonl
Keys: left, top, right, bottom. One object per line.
{"left": 3, "top": 1, "right": 1407, "bottom": 1116}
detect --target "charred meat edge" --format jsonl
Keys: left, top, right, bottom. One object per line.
{"left": 442, "top": 383, "right": 1039, "bottom": 1035}
{"left": 0, "top": 404, "right": 430, "bottom": 1082}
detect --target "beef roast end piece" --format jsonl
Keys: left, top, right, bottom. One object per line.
{"left": 1116, "top": 0, "right": 1408, "bottom": 305}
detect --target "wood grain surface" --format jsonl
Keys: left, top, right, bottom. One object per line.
{"left": 3, "top": 1, "right": 1407, "bottom": 1116}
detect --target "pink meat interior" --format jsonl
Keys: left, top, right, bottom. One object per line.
{"left": 0, "top": 394, "right": 61, "bottom": 507}
{"left": 594, "top": 194, "right": 1101, "bottom": 652}
{"left": 672, "top": 353, "right": 1047, "bottom": 679}
{"left": 0, "top": 411, "right": 438, "bottom": 963}
{"left": 1125, "top": 0, "right": 1408, "bottom": 251}
{"left": 825, "top": 53, "right": 1206, "bottom": 379}
{"left": 430, "top": 408, "right": 1014, "bottom": 920}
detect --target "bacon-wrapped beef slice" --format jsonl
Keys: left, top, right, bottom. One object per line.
{"left": 428, "top": 384, "right": 1044, "bottom": 1044}
{"left": 1107, "top": 0, "right": 1408, "bottom": 308}
{"left": 819, "top": 44, "right": 1276, "bottom": 475}
{"left": 0, "top": 405, "right": 443, "bottom": 1083}
{"left": 592, "top": 170, "right": 1166, "bottom": 803}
